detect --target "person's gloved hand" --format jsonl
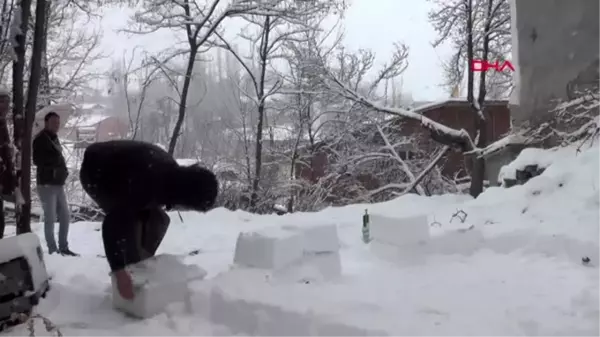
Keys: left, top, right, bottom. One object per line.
{"left": 114, "top": 269, "right": 135, "bottom": 300}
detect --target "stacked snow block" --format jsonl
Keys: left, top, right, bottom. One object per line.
{"left": 111, "top": 254, "right": 207, "bottom": 319}
{"left": 282, "top": 224, "right": 342, "bottom": 281}
{"left": 233, "top": 226, "right": 305, "bottom": 270}
{"left": 233, "top": 223, "right": 342, "bottom": 281}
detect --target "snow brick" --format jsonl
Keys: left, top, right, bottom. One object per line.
{"left": 275, "top": 252, "right": 343, "bottom": 283}
{"left": 111, "top": 254, "right": 207, "bottom": 319}
{"left": 206, "top": 269, "right": 387, "bottom": 336}
{"left": 282, "top": 223, "right": 340, "bottom": 254}
{"left": 369, "top": 213, "right": 430, "bottom": 247}
{"left": 233, "top": 226, "right": 304, "bottom": 270}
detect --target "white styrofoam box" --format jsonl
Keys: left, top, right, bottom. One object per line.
{"left": 111, "top": 254, "right": 207, "bottom": 319}
{"left": 0, "top": 233, "right": 50, "bottom": 321}
{"left": 0, "top": 233, "right": 49, "bottom": 297}
{"left": 233, "top": 226, "right": 304, "bottom": 270}
{"left": 282, "top": 224, "right": 340, "bottom": 253}
{"left": 274, "top": 252, "right": 342, "bottom": 283}
{"left": 369, "top": 214, "right": 430, "bottom": 247}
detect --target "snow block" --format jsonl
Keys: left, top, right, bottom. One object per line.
{"left": 369, "top": 240, "right": 428, "bottom": 266}
{"left": 282, "top": 224, "right": 340, "bottom": 253}
{"left": 428, "top": 227, "right": 485, "bottom": 256}
{"left": 234, "top": 226, "right": 304, "bottom": 270}
{"left": 369, "top": 214, "right": 430, "bottom": 247}
{"left": 111, "top": 254, "right": 207, "bottom": 319}
{"left": 209, "top": 288, "right": 381, "bottom": 336}
{"left": 275, "top": 252, "right": 343, "bottom": 283}
{"left": 0, "top": 233, "right": 50, "bottom": 321}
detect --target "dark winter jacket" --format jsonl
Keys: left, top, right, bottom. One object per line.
{"left": 79, "top": 140, "right": 219, "bottom": 271}
{"left": 32, "top": 129, "right": 68, "bottom": 186}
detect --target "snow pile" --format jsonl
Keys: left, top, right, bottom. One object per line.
{"left": 0, "top": 145, "right": 597, "bottom": 335}
{"left": 498, "top": 145, "right": 577, "bottom": 181}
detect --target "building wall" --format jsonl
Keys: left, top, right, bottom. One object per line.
{"left": 95, "top": 117, "right": 129, "bottom": 142}
{"left": 392, "top": 102, "right": 511, "bottom": 181}
{"left": 510, "top": 0, "right": 599, "bottom": 127}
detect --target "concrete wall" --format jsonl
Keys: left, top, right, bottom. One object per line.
{"left": 510, "top": 0, "right": 599, "bottom": 127}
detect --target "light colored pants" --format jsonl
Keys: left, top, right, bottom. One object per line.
{"left": 37, "top": 185, "right": 70, "bottom": 252}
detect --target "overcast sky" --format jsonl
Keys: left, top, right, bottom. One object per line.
{"left": 98, "top": 0, "right": 452, "bottom": 101}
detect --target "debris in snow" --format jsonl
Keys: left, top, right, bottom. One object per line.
{"left": 450, "top": 209, "right": 468, "bottom": 223}
{"left": 457, "top": 225, "right": 475, "bottom": 233}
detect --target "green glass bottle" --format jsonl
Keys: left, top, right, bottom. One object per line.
{"left": 362, "top": 209, "right": 370, "bottom": 243}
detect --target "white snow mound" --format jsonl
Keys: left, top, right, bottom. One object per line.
{"left": 1, "top": 145, "right": 597, "bottom": 336}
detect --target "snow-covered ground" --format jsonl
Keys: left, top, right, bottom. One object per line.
{"left": 3, "top": 144, "right": 599, "bottom": 336}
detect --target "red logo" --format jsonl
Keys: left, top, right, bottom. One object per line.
{"left": 472, "top": 60, "right": 515, "bottom": 72}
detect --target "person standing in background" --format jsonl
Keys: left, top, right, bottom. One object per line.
{"left": 32, "top": 112, "right": 78, "bottom": 256}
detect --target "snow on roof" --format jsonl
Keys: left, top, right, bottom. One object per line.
{"left": 480, "top": 133, "right": 531, "bottom": 158}
{"left": 65, "top": 114, "right": 111, "bottom": 128}
{"left": 411, "top": 98, "right": 509, "bottom": 114}
{"left": 268, "top": 125, "right": 296, "bottom": 141}
{"left": 81, "top": 103, "right": 106, "bottom": 110}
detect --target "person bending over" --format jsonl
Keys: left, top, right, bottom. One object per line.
{"left": 79, "top": 140, "right": 218, "bottom": 299}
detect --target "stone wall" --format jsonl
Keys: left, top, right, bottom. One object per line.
{"left": 509, "top": 0, "right": 599, "bottom": 128}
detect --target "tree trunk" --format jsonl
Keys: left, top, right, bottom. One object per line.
{"left": 167, "top": 46, "right": 197, "bottom": 156}
{"left": 463, "top": 0, "right": 486, "bottom": 198}
{"left": 249, "top": 15, "right": 271, "bottom": 210}
{"left": 0, "top": 94, "right": 15, "bottom": 239}
{"left": 19, "top": 0, "right": 47, "bottom": 233}
{"left": 12, "top": 0, "right": 32, "bottom": 234}
{"left": 36, "top": 0, "right": 51, "bottom": 110}
{"left": 469, "top": 0, "right": 494, "bottom": 198}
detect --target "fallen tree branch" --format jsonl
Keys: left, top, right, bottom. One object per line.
{"left": 403, "top": 145, "right": 451, "bottom": 195}
{"left": 324, "top": 73, "right": 476, "bottom": 152}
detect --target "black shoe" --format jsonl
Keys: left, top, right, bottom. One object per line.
{"left": 59, "top": 249, "right": 79, "bottom": 257}
{"left": 48, "top": 249, "right": 58, "bottom": 255}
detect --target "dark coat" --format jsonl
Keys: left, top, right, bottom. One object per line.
{"left": 80, "top": 140, "right": 180, "bottom": 212}
{"left": 32, "top": 129, "right": 68, "bottom": 186}
{"left": 79, "top": 140, "right": 219, "bottom": 272}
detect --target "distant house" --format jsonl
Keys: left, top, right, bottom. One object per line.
{"left": 400, "top": 98, "right": 511, "bottom": 181}
{"left": 62, "top": 113, "right": 129, "bottom": 144}
{"left": 293, "top": 98, "right": 511, "bottom": 192}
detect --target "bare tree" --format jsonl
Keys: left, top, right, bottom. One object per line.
{"left": 107, "top": 48, "right": 159, "bottom": 139}
{"left": 429, "top": 0, "right": 511, "bottom": 197}
{"left": 0, "top": 0, "right": 15, "bottom": 82}
{"left": 320, "top": 44, "right": 483, "bottom": 195}
{"left": 11, "top": 0, "right": 32, "bottom": 233}
{"left": 211, "top": 1, "right": 341, "bottom": 211}
{"left": 43, "top": 1, "right": 106, "bottom": 102}
{"left": 17, "top": 0, "right": 47, "bottom": 233}
{"left": 119, "top": 0, "right": 330, "bottom": 156}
